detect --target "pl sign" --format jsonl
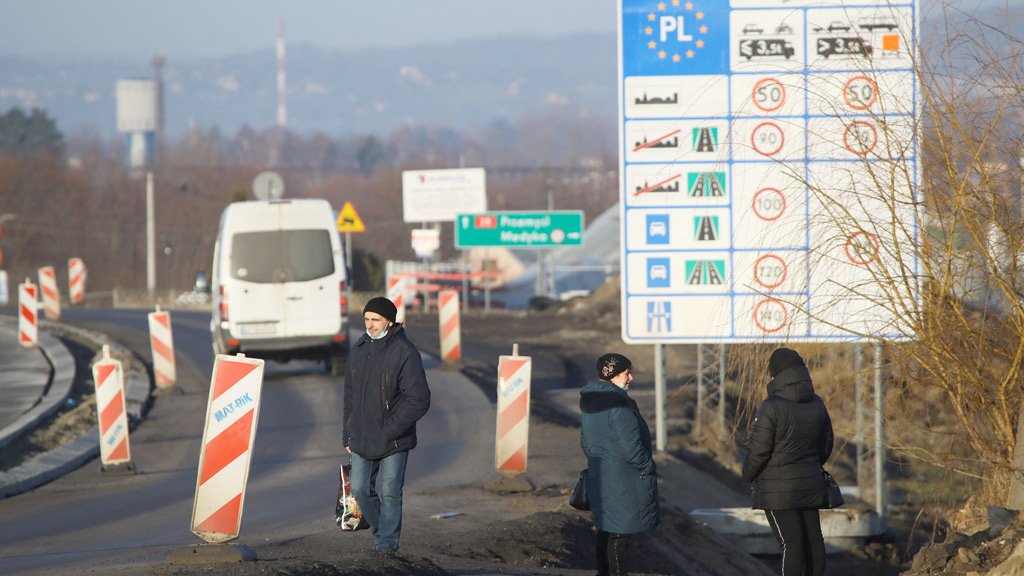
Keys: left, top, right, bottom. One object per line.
{"left": 619, "top": 0, "right": 921, "bottom": 344}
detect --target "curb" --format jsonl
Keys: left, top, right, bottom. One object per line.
{"left": 0, "top": 318, "right": 153, "bottom": 499}
{"left": 0, "top": 323, "right": 75, "bottom": 451}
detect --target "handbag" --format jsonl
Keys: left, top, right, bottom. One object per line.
{"left": 822, "top": 469, "right": 845, "bottom": 509}
{"left": 336, "top": 462, "right": 369, "bottom": 531}
{"left": 569, "top": 468, "right": 590, "bottom": 511}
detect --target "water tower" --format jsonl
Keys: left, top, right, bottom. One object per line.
{"left": 115, "top": 79, "right": 158, "bottom": 171}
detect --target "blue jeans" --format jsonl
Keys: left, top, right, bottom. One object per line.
{"left": 349, "top": 450, "right": 408, "bottom": 551}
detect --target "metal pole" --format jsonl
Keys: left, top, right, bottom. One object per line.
{"left": 873, "top": 341, "right": 886, "bottom": 520}
{"left": 655, "top": 343, "right": 666, "bottom": 452}
{"left": 484, "top": 248, "right": 491, "bottom": 312}
{"left": 345, "top": 232, "right": 353, "bottom": 279}
{"left": 718, "top": 343, "right": 727, "bottom": 434}
{"left": 462, "top": 250, "right": 469, "bottom": 311}
{"left": 146, "top": 171, "right": 155, "bottom": 292}
{"left": 422, "top": 257, "right": 429, "bottom": 313}
{"left": 854, "top": 343, "right": 865, "bottom": 493}
{"left": 695, "top": 343, "right": 704, "bottom": 438}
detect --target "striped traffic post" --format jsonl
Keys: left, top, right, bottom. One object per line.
{"left": 37, "top": 266, "right": 60, "bottom": 320}
{"left": 18, "top": 278, "right": 37, "bottom": 347}
{"left": 438, "top": 290, "right": 461, "bottom": 361}
{"left": 92, "top": 345, "right": 133, "bottom": 471}
{"left": 191, "top": 354, "right": 265, "bottom": 544}
{"left": 387, "top": 275, "right": 406, "bottom": 324}
{"left": 495, "top": 344, "right": 531, "bottom": 475}
{"left": 148, "top": 305, "right": 177, "bottom": 389}
{"left": 68, "top": 257, "right": 86, "bottom": 305}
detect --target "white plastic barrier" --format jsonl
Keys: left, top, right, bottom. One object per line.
{"left": 148, "top": 306, "right": 177, "bottom": 389}
{"left": 18, "top": 279, "right": 37, "bottom": 347}
{"left": 37, "top": 266, "right": 60, "bottom": 320}
{"left": 92, "top": 345, "right": 132, "bottom": 468}
{"left": 438, "top": 290, "right": 461, "bottom": 360}
{"left": 191, "top": 354, "right": 265, "bottom": 544}
{"left": 495, "top": 346, "right": 531, "bottom": 474}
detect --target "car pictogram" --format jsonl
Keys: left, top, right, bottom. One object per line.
{"left": 858, "top": 17, "right": 898, "bottom": 31}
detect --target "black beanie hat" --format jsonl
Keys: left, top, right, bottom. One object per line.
{"left": 768, "top": 347, "right": 805, "bottom": 378}
{"left": 363, "top": 296, "right": 397, "bottom": 324}
{"left": 597, "top": 353, "right": 632, "bottom": 381}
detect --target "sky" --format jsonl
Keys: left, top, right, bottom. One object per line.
{"left": 0, "top": 1, "right": 617, "bottom": 59}
{"left": 0, "top": 0, "right": 1010, "bottom": 59}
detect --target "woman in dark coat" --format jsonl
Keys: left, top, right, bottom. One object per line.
{"left": 742, "top": 347, "right": 835, "bottom": 576}
{"left": 580, "top": 353, "right": 659, "bottom": 576}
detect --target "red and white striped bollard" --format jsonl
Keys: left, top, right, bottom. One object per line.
{"left": 18, "top": 279, "right": 37, "bottom": 347}
{"left": 438, "top": 290, "right": 461, "bottom": 360}
{"left": 191, "top": 353, "right": 265, "bottom": 544}
{"left": 68, "top": 257, "right": 86, "bottom": 305}
{"left": 92, "top": 345, "right": 133, "bottom": 470}
{"left": 37, "top": 266, "right": 60, "bottom": 320}
{"left": 148, "top": 305, "right": 177, "bottom": 389}
{"left": 495, "top": 344, "right": 531, "bottom": 475}
{"left": 387, "top": 275, "right": 406, "bottom": 324}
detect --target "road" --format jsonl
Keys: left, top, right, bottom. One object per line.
{"left": 0, "top": 308, "right": 499, "bottom": 574}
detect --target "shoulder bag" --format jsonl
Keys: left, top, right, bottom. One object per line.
{"left": 569, "top": 468, "right": 590, "bottom": 511}
{"left": 822, "top": 469, "right": 845, "bottom": 509}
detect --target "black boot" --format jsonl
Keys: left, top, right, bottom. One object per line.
{"left": 595, "top": 530, "right": 610, "bottom": 576}
{"left": 607, "top": 532, "right": 631, "bottom": 576}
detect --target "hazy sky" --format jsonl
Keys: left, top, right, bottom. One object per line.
{"left": 0, "top": 1, "right": 617, "bottom": 59}
{"left": 0, "top": 0, "right": 1010, "bottom": 59}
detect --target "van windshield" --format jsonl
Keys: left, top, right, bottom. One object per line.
{"left": 230, "top": 229, "right": 335, "bottom": 283}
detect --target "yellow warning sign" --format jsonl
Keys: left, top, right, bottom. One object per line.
{"left": 336, "top": 201, "right": 366, "bottom": 233}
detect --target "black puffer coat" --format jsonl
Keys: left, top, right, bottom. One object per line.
{"left": 741, "top": 365, "right": 834, "bottom": 510}
{"left": 343, "top": 325, "right": 430, "bottom": 460}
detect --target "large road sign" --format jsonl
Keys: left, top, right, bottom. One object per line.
{"left": 619, "top": 0, "right": 920, "bottom": 344}
{"left": 455, "top": 211, "right": 584, "bottom": 248}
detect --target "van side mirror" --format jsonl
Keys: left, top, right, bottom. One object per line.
{"left": 195, "top": 271, "right": 210, "bottom": 293}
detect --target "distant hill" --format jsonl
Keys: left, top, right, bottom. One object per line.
{"left": 0, "top": 33, "right": 619, "bottom": 141}
{"left": 0, "top": 5, "right": 1017, "bottom": 143}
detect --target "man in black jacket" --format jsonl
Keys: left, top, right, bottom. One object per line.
{"left": 344, "top": 296, "right": 430, "bottom": 552}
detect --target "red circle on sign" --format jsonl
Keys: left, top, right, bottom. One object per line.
{"left": 752, "top": 188, "right": 786, "bottom": 221}
{"left": 844, "top": 231, "right": 880, "bottom": 265}
{"left": 843, "top": 121, "right": 877, "bottom": 155}
{"left": 843, "top": 75, "right": 878, "bottom": 110}
{"left": 753, "top": 78, "right": 786, "bottom": 112}
{"left": 751, "top": 122, "right": 785, "bottom": 156}
{"left": 753, "top": 298, "right": 788, "bottom": 333}
{"left": 754, "top": 254, "right": 787, "bottom": 288}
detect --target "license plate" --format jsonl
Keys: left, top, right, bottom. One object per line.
{"left": 239, "top": 323, "right": 278, "bottom": 335}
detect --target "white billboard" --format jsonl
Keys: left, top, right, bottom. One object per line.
{"left": 402, "top": 168, "right": 487, "bottom": 223}
{"left": 116, "top": 79, "right": 158, "bottom": 133}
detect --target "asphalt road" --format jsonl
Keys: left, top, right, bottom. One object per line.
{"left": 0, "top": 308, "right": 499, "bottom": 574}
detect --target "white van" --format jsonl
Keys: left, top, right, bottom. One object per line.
{"left": 210, "top": 199, "right": 350, "bottom": 375}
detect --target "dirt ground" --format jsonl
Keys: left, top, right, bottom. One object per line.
{"left": 8, "top": 283, "right": 1024, "bottom": 575}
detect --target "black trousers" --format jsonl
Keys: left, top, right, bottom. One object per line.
{"left": 764, "top": 508, "right": 826, "bottom": 576}
{"left": 595, "top": 530, "right": 631, "bottom": 576}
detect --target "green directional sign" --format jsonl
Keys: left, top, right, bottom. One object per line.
{"left": 455, "top": 211, "right": 585, "bottom": 248}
